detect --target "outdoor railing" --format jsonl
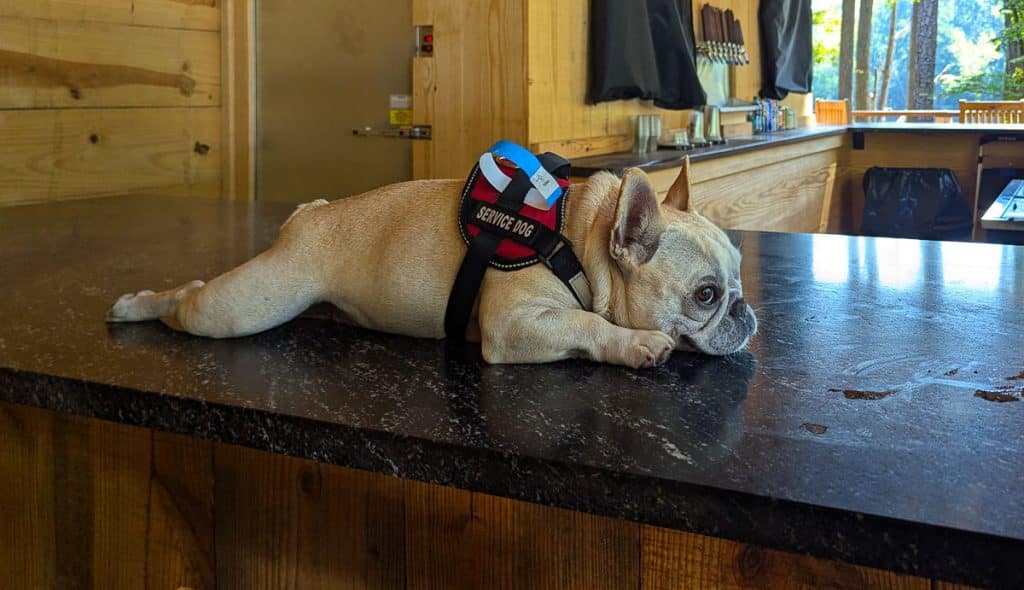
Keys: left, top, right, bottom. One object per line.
{"left": 851, "top": 110, "right": 959, "bottom": 123}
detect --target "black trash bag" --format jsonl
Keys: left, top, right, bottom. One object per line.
{"left": 861, "top": 167, "right": 973, "bottom": 240}
{"left": 588, "top": 0, "right": 706, "bottom": 109}
{"left": 759, "top": 0, "right": 813, "bottom": 99}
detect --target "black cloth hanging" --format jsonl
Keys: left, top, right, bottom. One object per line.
{"left": 759, "top": 0, "right": 813, "bottom": 99}
{"left": 589, "top": 0, "right": 705, "bottom": 109}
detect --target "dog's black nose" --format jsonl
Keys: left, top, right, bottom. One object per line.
{"left": 729, "top": 297, "right": 747, "bottom": 318}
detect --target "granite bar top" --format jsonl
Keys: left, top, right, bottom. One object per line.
{"left": 851, "top": 122, "right": 1024, "bottom": 134}
{"left": 570, "top": 126, "right": 846, "bottom": 176}
{"left": 572, "top": 122, "right": 1024, "bottom": 177}
{"left": 2, "top": 196, "right": 1023, "bottom": 588}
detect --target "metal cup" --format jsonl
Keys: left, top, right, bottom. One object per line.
{"left": 647, "top": 115, "right": 662, "bottom": 152}
{"left": 688, "top": 110, "right": 706, "bottom": 145}
{"left": 634, "top": 115, "right": 651, "bottom": 154}
{"left": 674, "top": 129, "right": 691, "bottom": 148}
{"left": 704, "top": 105, "right": 722, "bottom": 143}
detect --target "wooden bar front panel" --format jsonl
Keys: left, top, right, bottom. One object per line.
{"left": 0, "top": 402, "right": 974, "bottom": 589}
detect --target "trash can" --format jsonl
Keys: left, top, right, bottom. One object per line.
{"left": 860, "top": 167, "right": 973, "bottom": 240}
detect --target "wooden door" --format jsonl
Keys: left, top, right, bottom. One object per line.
{"left": 411, "top": 0, "right": 529, "bottom": 180}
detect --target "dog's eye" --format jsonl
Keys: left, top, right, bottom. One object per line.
{"left": 695, "top": 286, "right": 718, "bottom": 306}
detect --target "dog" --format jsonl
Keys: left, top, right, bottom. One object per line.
{"left": 107, "top": 161, "right": 757, "bottom": 369}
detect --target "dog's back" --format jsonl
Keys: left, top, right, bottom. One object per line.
{"left": 282, "top": 179, "right": 468, "bottom": 338}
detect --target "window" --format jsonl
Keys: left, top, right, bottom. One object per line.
{"left": 811, "top": 0, "right": 1020, "bottom": 109}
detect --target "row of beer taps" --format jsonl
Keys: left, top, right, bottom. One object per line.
{"left": 697, "top": 4, "right": 750, "bottom": 65}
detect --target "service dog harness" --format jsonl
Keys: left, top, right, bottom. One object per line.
{"left": 444, "top": 141, "right": 594, "bottom": 339}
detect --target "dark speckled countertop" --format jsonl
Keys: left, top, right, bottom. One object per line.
{"left": 2, "top": 196, "right": 1023, "bottom": 588}
{"left": 571, "top": 123, "right": 1024, "bottom": 177}
{"left": 570, "top": 127, "right": 845, "bottom": 176}
{"left": 850, "top": 122, "right": 1024, "bottom": 134}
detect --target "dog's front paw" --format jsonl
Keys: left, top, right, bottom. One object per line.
{"left": 625, "top": 330, "right": 675, "bottom": 369}
{"left": 106, "top": 290, "right": 156, "bottom": 322}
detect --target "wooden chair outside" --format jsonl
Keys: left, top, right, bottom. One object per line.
{"left": 959, "top": 100, "right": 1024, "bottom": 124}
{"left": 815, "top": 99, "right": 849, "bottom": 125}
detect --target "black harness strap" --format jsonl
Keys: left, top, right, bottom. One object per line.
{"left": 444, "top": 168, "right": 531, "bottom": 339}
{"left": 444, "top": 153, "right": 592, "bottom": 340}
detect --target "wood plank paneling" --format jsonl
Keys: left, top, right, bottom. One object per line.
{"left": 147, "top": 432, "right": 216, "bottom": 590}
{"left": 676, "top": 135, "right": 843, "bottom": 186}
{"left": 571, "top": 137, "right": 844, "bottom": 233}
{"left": 0, "top": 0, "right": 225, "bottom": 205}
{"left": 86, "top": 414, "right": 152, "bottom": 589}
{"left": 527, "top": 0, "right": 768, "bottom": 151}
{"left": 0, "top": 0, "right": 221, "bottom": 31}
{"left": 689, "top": 151, "right": 837, "bottom": 233}
{"left": 0, "top": 402, "right": 982, "bottom": 589}
{"left": 0, "top": 17, "right": 220, "bottom": 109}
{"left": 412, "top": 0, "right": 527, "bottom": 179}
{"left": 221, "top": 0, "right": 254, "bottom": 200}
{"left": 471, "top": 493, "right": 640, "bottom": 590}
{"left": 0, "top": 402, "right": 217, "bottom": 590}
{"left": 723, "top": 0, "right": 762, "bottom": 102}
{"left": 412, "top": 56, "right": 436, "bottom": 181}
{"left": 0, "top": 403, "right": 56, "bottom": 588}
{"left": 213, "top": 443, "right": 406, "bottom": 590}
{"left": 404, "top": 480, "right": 475, "bottom": 589}
{"left": 406, "top": 479, "right": 640, "bottom": 590}
{"left": 0, "top": 106, "right": 220, "bottom": 205}
{"left": 530, "top": 134, "right": 632, "bottom": 159}
{"left": 641, "top": 525, "right": 932, "bottom": 590}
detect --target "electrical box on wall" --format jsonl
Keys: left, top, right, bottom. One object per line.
{"left": 415, "top": 25, "right": 433, "bottom": 57}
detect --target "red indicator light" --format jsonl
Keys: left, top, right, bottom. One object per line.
{"left": 424, "top": 34, "right": 433, "bottom": 43}
{"left": 423, "top": 44, "right": 433, "bottom": 52}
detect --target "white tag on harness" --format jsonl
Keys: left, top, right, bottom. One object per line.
{"left": 478, "top": 152, "right": 553, "bottom": 210}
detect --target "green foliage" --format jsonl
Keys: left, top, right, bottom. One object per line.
{"left": 940, "top": 0, "right": 1024, "bottom": 99}
{"left": 997, "top": 0, "right": 1024, "bottom": 54}
{"left": 813, "top": 0, "right": 1016, "bottom": 107}
{"left": 941, "top": 68, "right": 1024, "bottom": 99}
{"left": 812, "top": 8, "right": 842, "bottom": 65}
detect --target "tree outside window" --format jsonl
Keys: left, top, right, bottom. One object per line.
{"left": 811, "top": 0, "right": 1022, "bottom": 109}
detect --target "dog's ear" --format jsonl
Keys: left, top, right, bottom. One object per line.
{"left": 664, "top": 155, "right": 691, "bottom": 210}
{"left": 610, "top": 168, "right": 666, "bottom": 267}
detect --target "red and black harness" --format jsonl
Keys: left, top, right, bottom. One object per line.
{"left": 444, "top": 152, "right": 593, "bottom": 339}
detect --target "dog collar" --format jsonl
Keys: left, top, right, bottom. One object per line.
{"left": 444, "top": 141, "right": 593, "bottom": 340}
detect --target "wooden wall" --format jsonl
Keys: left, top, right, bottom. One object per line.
{"left": 571, "top": 134, "right": 842, "bottom": 234}
{"left": 654, "top": 135, "right": 840, "bottom": 233}
{"left": 412, "top": 0, "right": 528, "bottom": 180}
{"left": 0, "top": 401, "right": 974, "bottom": 589}
{"left": 527, "top": 0, "right": 763, "bottom": 154}
{"left": 0, "top": 0, "right": 240, "bottom": 206}
{"left": 413, "top": 0, "right": 770, "bottom": 179}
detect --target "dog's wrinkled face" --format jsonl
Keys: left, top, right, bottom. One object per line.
{"left": 607, "top": 169, "right": 757, "bottom": 355}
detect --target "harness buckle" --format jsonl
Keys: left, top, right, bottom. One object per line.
{"left": 535, "top": 235, "right": 572, "bottom": 269}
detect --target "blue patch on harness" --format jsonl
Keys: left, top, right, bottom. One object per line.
{"left": 489, "top": 140, "right": 564, "bottom": 208}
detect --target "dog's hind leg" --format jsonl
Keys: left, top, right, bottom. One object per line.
{"left": 107, "top": 242, "right": 323, "bottom": 338}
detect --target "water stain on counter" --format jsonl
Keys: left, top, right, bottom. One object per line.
{"left": 802, "top": 423, "right": 828, "bottom": 435}
{"left": 974, "top": 390, "right": 1021, "bottom": 403}
{"left": 829, "top": 388, "right": 896, "bottom": 400}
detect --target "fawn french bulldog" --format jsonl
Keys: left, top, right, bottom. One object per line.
{"left": 107, "top": 162, "right": 756, "bottom": 368}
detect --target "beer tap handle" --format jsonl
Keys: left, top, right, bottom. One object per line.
{"left": 734, "top": 19, "right": 750, "bottom": 65}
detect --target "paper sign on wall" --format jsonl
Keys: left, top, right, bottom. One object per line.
{"left": 389, "top": 94, "right": 413, "bottom": 126}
